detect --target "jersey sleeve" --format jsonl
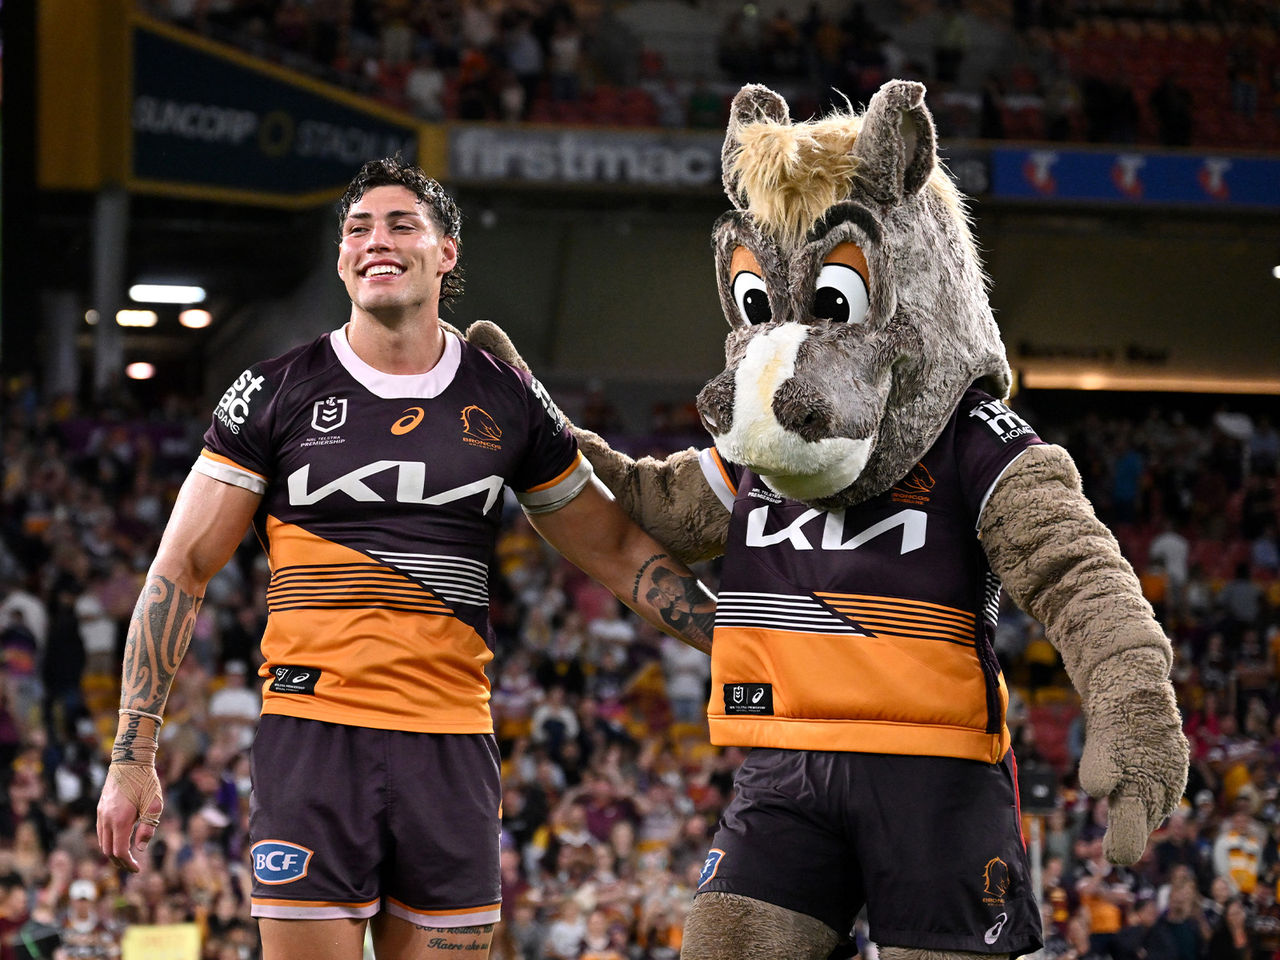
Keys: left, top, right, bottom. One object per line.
{"left": 698, "top": 446, "right": 740, "bottom": 512}
{"left": 511, "top": 373, "right": 593, "bottom": 514}
{"left": 191, "top": 365, "right": 276, "bottom": 496}
{"left": 954, "top": 388, "right": 1044, "bottom": 528}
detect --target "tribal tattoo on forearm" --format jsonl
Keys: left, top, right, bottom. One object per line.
{"left": 633, "top": 553, "right": 715, "bottom": 654}
{"left": 119, "top": 575, "right": 203, "bottom": 717}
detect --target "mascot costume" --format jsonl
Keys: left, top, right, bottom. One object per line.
{"left": 469, "top": 80, "right": 1189, "bottom": 960}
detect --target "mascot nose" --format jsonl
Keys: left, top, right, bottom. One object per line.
{"left": 772, "top": 377, "right": 835, "bottom": 441}
{"left": 695, "top": 371, "right": 735, "bottom": 437}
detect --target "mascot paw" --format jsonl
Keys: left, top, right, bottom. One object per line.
{"left": 1079, "top": 679, "right": 1190, "bottom": 865}
{"left": 465, "top": 320, "right": 530, "bottom": 374}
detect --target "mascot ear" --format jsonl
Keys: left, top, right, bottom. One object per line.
{"left": 851, "top": 79, "right": 937, "bottom": 204}
{"left": 722, "top": 84, "right": 790, "bottom": 210}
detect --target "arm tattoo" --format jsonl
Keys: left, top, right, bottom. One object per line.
{"left": 119, "top": 575, "right": 203, "bottom": 716}
{"left": 631, "top": 553, "right": 668, "bottom": 604}
{"left": 638, "top": 559, "right": 715, "bottom": 655}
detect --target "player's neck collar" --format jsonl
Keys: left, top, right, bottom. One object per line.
{"left": 330, "top": 322, "right": 462, "bottom": 399}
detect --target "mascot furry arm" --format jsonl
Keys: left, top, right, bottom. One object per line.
{"left": 468, "top": 79, "right": 1187, "bottom": 867}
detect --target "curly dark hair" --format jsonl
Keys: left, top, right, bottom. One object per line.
{"left": 338, "top": 156, "right": 464, "bottom": 309}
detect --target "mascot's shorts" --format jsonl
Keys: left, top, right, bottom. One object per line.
{"left": 249, "top": 715, "right": 502, "bottom": 926}
{"left": 696, "top": 748, "right": 1043, "bottom": 957}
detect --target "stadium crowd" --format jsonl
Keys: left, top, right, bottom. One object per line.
{"left": 140, "top": 0, "right": 1280, "bottom": 149}
{"left": 0, "top": 370, "right": 1278, "bottom": 959}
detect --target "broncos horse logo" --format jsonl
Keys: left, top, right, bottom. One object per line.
{"left": 460, "top": 405, "right": 502, "bottom": 443}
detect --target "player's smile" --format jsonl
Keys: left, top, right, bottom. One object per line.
{"left": 359, "top": 259, "right": 405, "bottom": 281}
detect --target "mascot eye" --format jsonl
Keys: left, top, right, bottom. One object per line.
{"left": 813, "top": 264, "right": 870, "bottom": 324}
{"left": 732, "top": 271, "right": 772, "bottom": 326}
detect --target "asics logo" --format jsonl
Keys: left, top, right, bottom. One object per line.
{"left": 392, "top": 407, "right": 425, "bottom": 435}
{"left": 984, "top": 913, "right": 1008, "bottom": 944}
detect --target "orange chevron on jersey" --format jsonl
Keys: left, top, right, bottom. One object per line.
{"left": 708, "top": 624, "right": 1010, "bottom": 762}
{"left": 258, "top": 517, "right": 494, "bottom": 732}
{"left": 267, "top": 564, "right": 454, "bottom": 614}
{"left": 814, "top": 592, "right": 976, "bottom": 646}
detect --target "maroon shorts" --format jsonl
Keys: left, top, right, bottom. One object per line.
{"left": 249, "top": 715, "right": 501, "bottom": 927}
{"left": 696, "top": 749, "right": 1042, "bottom": 956}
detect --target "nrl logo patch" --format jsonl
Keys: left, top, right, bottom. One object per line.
{"left": 312, "top": 397, "right": 347, "bottom": 433}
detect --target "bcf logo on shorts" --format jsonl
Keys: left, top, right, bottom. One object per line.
{"left": 251, "top": 840, "right": 314, "bottom": 885}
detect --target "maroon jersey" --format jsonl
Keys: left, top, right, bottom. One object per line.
{"left": 195, "top": 326, "right": 589, "bottom": 733}
{"left": 697, "top": 386, "right": 1043, "bottom": 761}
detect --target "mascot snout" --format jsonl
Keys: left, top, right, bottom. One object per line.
{"left": 696, "top": 322, "right": 875, "bottom": 503}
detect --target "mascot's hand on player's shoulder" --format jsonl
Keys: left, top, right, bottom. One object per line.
{"left": 465, "top": 321, "right": 728, "bottom": 564}
{"left": 466, "top": 320, "right": 527, "bottom": 374}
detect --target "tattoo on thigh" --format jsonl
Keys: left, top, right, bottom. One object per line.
{"left": 422, "top": 923, "right": 494, "bottom": 951}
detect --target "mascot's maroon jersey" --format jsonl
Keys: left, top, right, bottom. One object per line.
{"left": 194, "top": 326, "right": 589, "bottom": 733}
{"left": 698, "top": 387, "right": 1043, "bottom": 763}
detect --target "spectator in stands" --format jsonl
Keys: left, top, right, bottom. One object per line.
{"left": 405, "top": 51, "right": 446, "bottom": 121}
{"left": 1208, "top": 896, "right": 1253, "bottom": 960}
{"left": 1220, "top": 564, "right": 1264, "bottom": 639}
{"left": 1215, "top": 799, "right": 1266, "bottom": 896}
{"left": 505, "top": 15, "right": 544, "bottom": 118}
{"left": 205, "top": 661, "right": 257, "bottom": 753}
{"left": 547, "top": 17, "right": 582, "bottom": 103}
{"left": 60, "top": 878, "right": 119, "bottom": 958}
{"left": 1075, "top": 828, "right": 1142, "bottom": 957}
{"left": 933, "top": 1, "right": 970, "bottom": 84}
{"left": 1161, "top": 876, "right": 1211, "bottom": 960}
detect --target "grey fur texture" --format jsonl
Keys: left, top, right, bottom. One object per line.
{"left": 980, "top": 443, "right": 1189, "bottom": 863}
{"left": 681, "top": 893, "right": 839, "bottom": 960}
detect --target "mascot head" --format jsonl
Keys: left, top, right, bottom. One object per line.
{"left": 696, "top": 81, "right": 1011, "bottom": 509}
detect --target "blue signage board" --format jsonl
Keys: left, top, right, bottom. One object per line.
{"left": 131, "top": 26, "right": 418, "bottom": 202}
{"left": 991, "top": 146, "right": 1280, "bottom": 208}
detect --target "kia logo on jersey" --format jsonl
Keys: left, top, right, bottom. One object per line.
{"left": 252, "top": 840, "right": 314, "bottom": 885}
{"left": 312, "top": 397, "right": 347, "bottom": 433}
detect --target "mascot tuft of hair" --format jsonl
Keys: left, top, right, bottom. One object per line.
{"left": 469, "top": 80, "right": 1188, "bottom": 960}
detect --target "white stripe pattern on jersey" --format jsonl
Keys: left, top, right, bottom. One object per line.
{"left": 369, "top": 551, "right": 490, "bottom": 606}
{"left": 982, "top": 571, "right": 1002, "bottom": 628}
{"left": 717, "top": 591, "right": 867, "bottom": 634}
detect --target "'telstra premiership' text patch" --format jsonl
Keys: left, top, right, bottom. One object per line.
{"left": 724, "top": 683, "right": 773, "bottom": 715}
{"left": 269, "top": 666, "right": 321, "bottom": 695}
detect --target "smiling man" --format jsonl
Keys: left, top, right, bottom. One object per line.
{"left": 96, "top": 157, "right": 714, "bottom": 960}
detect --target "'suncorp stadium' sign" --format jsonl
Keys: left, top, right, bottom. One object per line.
{"left": 131, "top": 26, "right": 418, "bottom": 202}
